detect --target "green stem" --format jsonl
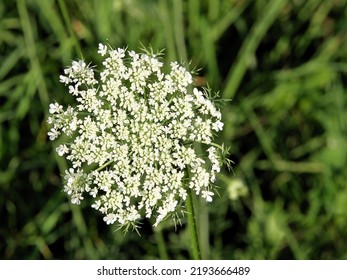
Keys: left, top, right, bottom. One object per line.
{"left": 223, "top": 0, "right": 285, "bottom": 99}
{"left": 186, "top": 188, "right": 201, "bottom": 260}
{"left": 154, "top": 226, "right": 169, "bottom": 260}
{"left": 200, "top": 141, "right": 224, "bottom": 151}
{"left": 95, "top": 160, "right": 113, "bottom": 172}
{"left": 57, "top": 0, "right": 82, "bottom": 56}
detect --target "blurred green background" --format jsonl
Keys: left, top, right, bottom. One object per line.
{"left": 1, "top": 0, "right": 347, "bottom": 259}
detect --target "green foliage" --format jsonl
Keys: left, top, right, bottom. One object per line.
{"left": 1, "top": 0, "right": 347, "bottom": 259}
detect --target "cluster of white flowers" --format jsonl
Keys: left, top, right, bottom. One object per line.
{"left": 48, "top": 43, "right": 224, "bottom": 228}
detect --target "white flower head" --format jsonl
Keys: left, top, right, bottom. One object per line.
{"left": 202, "top": 190, "right": 214, "bottom": 202}
{"left": 227, "top": 178, "right": 248, "bottom": 201}
{"left": 56, "top": 144, "right": 69, "bottom": 156}
{"left": 49, "top": 102, "right": 63, "bottom": 114}
{"left": 98, "top": 43, "right": 108, "bottom": 56}
{"left": 48, "top": 44, "right": 226, "bottom": 230}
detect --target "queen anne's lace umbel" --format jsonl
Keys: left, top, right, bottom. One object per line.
{"left": 48, "top": 44, "right": 224, "bottom": 228}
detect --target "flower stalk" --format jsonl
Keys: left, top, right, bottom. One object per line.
{"left": 186, "top": 188, "right": 201, "bottom": 260}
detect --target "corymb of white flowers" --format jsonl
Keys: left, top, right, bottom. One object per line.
{"left": 48, "top": 43, "right": 226, "bottom": 230}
